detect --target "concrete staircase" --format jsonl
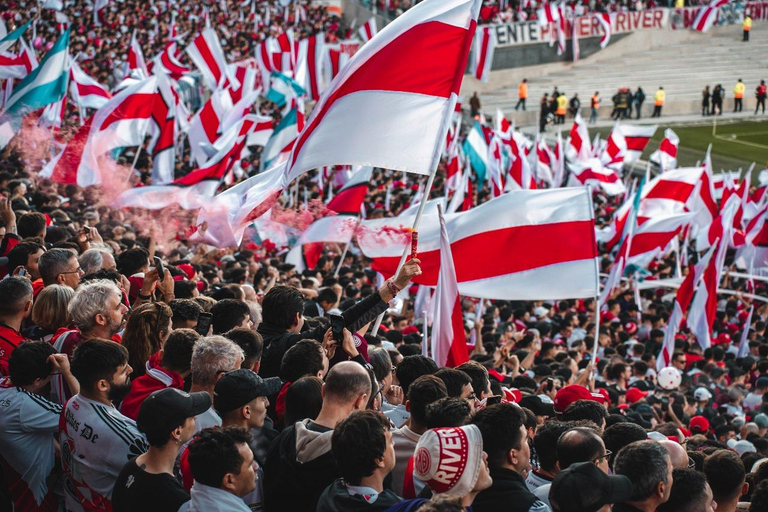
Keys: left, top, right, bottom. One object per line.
{"left": 474, "top": 28, "right": 768, "bottom": 126}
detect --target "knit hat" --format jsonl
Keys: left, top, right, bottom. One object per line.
{"left": 413, "top": 425, "right": 484, "bottom": 497}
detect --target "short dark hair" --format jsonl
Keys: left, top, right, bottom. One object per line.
{"left": 261, "top": 286, "right": 304, "bottom": 329}
{"left": 284, "top": 376, "right": 324, "bottom": 426}
{"left": 174, "top": 280, "right": 198, "bottom": 299}
{"left": 332, "top": 411, "right": 390, "bottom": 485}
{"left": 562, "top": 400, "right": 608, "bottom": 427}
{"left": 7, "top": 241, "right": 43, "bottom": 272}
{"left": 116, "top": 247, "right": 149, "bottom": 277}
{"left": 210, "top": 299, "right": 250, "bottom": 334}
{"left": 280, "top": 339, "right": 324, "bottom": 382}
{"left": 703, "top": 449, "right": 746, "bottom": 502}
{"left": 425, "top": 397, "right": 472, "bottom": 428}
{"left": 70, "top": 339, "right": 130, "bottom": 392}
{"left": 225, "top": 328, "right": 263, "bottom": 369}
{"left": 557, "top": 426, "right": 605, "bottom": 470}
{"left": 0, "top": 276, "right": 32, "bottom": 316}
{"left": 17, "top": 212, "right": 46, "bottom": 238}
{"left": 39, "top": 248, "right": 76, "bottom": 285}
{"left": 534, "top": 420, "right": 572, "bottom": 472}
{"left": 614, "top": 441, "right": 670, "bottom": 501}
{"left": 658, "top": 468, "right": 711, "bottom": 512}
{"left": 317, "top": 288, "right": 338, "bottom": 305}
{"left": 8, "top": 341, "right": 56, "bottom": 386}
{"left": 472, "top": 403, "right": 526, "bottom": 468}
{"left": 396, "top": 355, "right": 438, "bottom": 395}
{"left": 456, "top": 361, "right": 490, "bottom": 398}
{"left": 162, "top": 329, "right": 199, "bottom": 373}
{"left": 434, "top": 368, "right": 473, "bottom": 398}
{"left": 602, "top": 421, "right": 648, "bottom": 470}
{"left": 407, "top": 375, "right": 448, "bottom": 427}
{"left": 169, "top": 299, "right": 203, "bottom": 323}
{"left": 187, "top": 426, "right": 252, "bottom": 488}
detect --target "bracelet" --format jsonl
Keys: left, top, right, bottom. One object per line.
{"left": 385, "top": 280, "right": 400, "bottom": 297}
{"left": 138, "top": 292, "right": 152, "bottom": 300}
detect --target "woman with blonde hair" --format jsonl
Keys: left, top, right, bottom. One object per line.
{"left": 26, "top": 285, "right": 74, "bottom": 342}
{"left": 121, "top": 302, "right": 173, "bottom": 377}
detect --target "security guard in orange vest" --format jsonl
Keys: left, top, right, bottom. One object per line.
{"left": 734, "top": 79, "right": 745, "bottom": 112}
{"left": 743, "top": 14, "right": 752, "bottom": 42}
{"left": 652, "top": 87, "right": 665, "bottom": 117}
{"left": 515, "top": 79, "right": 528, "bottom": 111}
{"left": 590, "top": 92, "right": 600, "bottom": 124}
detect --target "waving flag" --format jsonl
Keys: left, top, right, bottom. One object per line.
{"left": 0, "top": 48, "right": 35, "bottom": 79}
{"left": 431, "top": 205, "right": 470, "bottom": 367}
{"left": 358, "top": 18, "right": 378, "bottom": 42}
{"left": 186, "top": 28, "right": 231, "bottom": 90}
{"left": 617, "top": 124, "right": 656, "bottom": 163}
{"left": 127, "top": 30, "right": 149, "bottom": 78}
{"left": 0, "top": 28, "right": 70, "bottom": 148}
{"left": 153, "top": 43, "right": 190, "bottom": 80}
{"left": 622, "top": 212, "right": 693, "bottom": 270}
{"left": 471, "top": 26, "right": 495, "bottom": 83}
{"left": 285, "top": 0, "right": 480, "bottom": 183}
{"left": 358, "top": 188, "right": 598, "bottom": 300}
{"left": 565, "top": 113, "right": 591, "bottom": 162}
{"left": 188, "top": 89, "right": 232, "bottom": 166}
{"left": 295, "top": 33, "right": 326, "bottom": 101}
{"left": 569, "top": 158, "right": 625, "bottom": 196}
{"left": 264, "top": 71, "right": 306, "bottom": 108}
{"left": 463, "top": 121, "right": 490, "bottom": 183}
{"left": 649, "top": 128, "right": 679, "bottom": 171}
{"left": 260, "top": 102, "right": 304, "bottom": 170}
{"left": 657, "top": 244, "right": 717, "bottom": 371}
{"left": 596, "top": 13, "right": 611, "bottom": 48}
{"left": 0, "top": 19, "right": 32, "bottom": 53}
{"left": 69, "top": 58, "right": 111, "bottom": 110}
{"left": 692, "top": 0, "right": 731, "bottom": 32}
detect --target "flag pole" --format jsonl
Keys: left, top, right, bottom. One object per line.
{"left": 334, "top": 217, "right": 362, "bottom": 277}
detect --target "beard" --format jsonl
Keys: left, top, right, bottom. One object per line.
{"left": 108, "top": 379, "right": 132, "bottom": 404}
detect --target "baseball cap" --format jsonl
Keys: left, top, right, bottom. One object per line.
{"left": 137, "top": 388, "right": 212, "bottom": 437}
{"left": 754, "top": 413, "right": 768, "bottom": 429}
{"left": 733, "top": 440, "right": 757, "bottom": 456}
{"left": 693, "top": 387, "right": 713, "bottom": 402}
{"left": 520, "top": 395, "right": 555, "bottom": 417}
{"left": 550, "top": 461, "right": 634, "bottom": 512}
{"left": 624, "top": 322, "right": 638, "bottom": 335}
{"left": 414, "top": 425, "right": 484, "bottom": 497}
{"left": 689, "top": 415, "right": 710, "bottom": 434}
{"left": 554, "top": 385, "right": 607, "bottom": 414}
{"left": 213, "top": 369, "right": 283, "bottom": 414}
{"left": 757, "top": 377, "right": 768, "bottom": 389}
{"left": 625, "top": 387, "right": 648, "bottom": 404}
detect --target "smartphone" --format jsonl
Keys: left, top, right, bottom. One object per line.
{"left": 546, "top": 378, "right": 555, "bottom": 392}
{"left": 330, "top": 314, "right": 344, "bottom": 343}
{"left": 196, "top": 313, "right": 212, "bottom": 336}
{"left": 661, "top": 396, "right": 669, "bottom": 412}
{"left": 18, "top": 268, "right": 26, "bottom": 277}
{"left": 153, "top": 256, "right": 165, "bottom": 281}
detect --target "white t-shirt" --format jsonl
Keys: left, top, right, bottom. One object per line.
{"left": 59, "top": 394, "right": 148, "bottom": 512}
{"left": 0, "top": 378, "right": 61, "bottom": 507}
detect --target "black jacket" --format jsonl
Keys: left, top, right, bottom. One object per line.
{"left": 258, "top": 291, "right": 388, "bottom": 378}
{"left": 472, "top": 467, "right": 549, "bottom": 512}
{"left": 317, "top": 479, "right": 401, "bottom": 512}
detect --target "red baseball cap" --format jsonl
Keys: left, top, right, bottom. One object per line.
{"left": 625, "top": 387, "right": 648, "bottom": 404}
{"left": 689, "top": 415, "right": 710, "bottom": 434}
{"left": 554, "top": 385, "right": 607, "bottom": 414}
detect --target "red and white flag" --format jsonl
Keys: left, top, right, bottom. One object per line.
{"left": 657, "top": 243, "right": 716, "bottom": 371}
{"left": 471, "top": 26, "right": 495, "bottom": 83}
{"left": 505, "top": 132, "right": 536, "bottom": 190}
{"left": 569, "top": 158, "right": 625, "bottom": 196}
{"left": 737, "top": 305, "right": 754, "bottom": 359}
{"left": 185, "top": 28, "right": 232, "bottom": 90}
{"left": 153, "top": 42, "right": 190, "bottom": 80}
{"left": 536, "top": 138, "right": 556, "bottom": 187}
{"left": 0, "top": 45, "right": 35, "bottom": 79}
{"left": 430, "top": 205, "right": 469, "bottom": 368}
{"left": 596, "top": 12, "right": 611, "bottom": 48}
{"left": 358, "top": 18, "right": 378, "bottom": 42}
{"left": 692, "top": 0, "right": 731, "bottom": 32}
{"left": 127, "top": 30, "right": 149, "bottom": 78}
{"left": 536, "top": 1, "right": 560, "bottom": 25}
{"left": 572, "top": 16, "right": 580, "bottom": 63}
{"left": 69, "top": 57, "right": 111, "bottom": 110}
{"left": 621, "top": 212, "right": 693, "bottom": 270}
{"left": 285, "top": 0, "right": 481, "bottom": 183}
{"left": 565, "top": 113, "right": 591, "bottom": 162}
{"left": 649, "top": 128, "right": 679, "bottom": 171}
{"left": 187, "top": 89, "right": 232, "bottom": 166}
{"left": 358, "top": 188, "right": 598, "bottom": 300}
{"left": 294, "top": 33, "right": 326, "bottom": 101}
{"left": 616, "top": 123, "right": 656, "bottom": 163}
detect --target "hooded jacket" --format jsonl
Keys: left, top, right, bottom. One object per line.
{"left": 178, "top": 481, "right": 251, "bottom": 512}
{"left": 263, "top": 419, "right": 337, "bottom": 512}
{"left": 317, "top": 479, "right": 401, "bottom": 512}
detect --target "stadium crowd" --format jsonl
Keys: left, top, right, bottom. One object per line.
{"left": 1, "top": 128, "right": 768, "bottom": 512}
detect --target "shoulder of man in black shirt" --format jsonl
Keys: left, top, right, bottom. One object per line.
{"left": 112, "top": 457, "right": 189, "bottom": 512}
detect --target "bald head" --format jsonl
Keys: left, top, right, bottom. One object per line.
{"left": 323, "top": 361, "right": 372, "bottom": 405}
{"left": 660, "top": 440, "right": 688, "bottom": 469}
{"left": 557, "top": 426, "right": 605, "bottom": 470}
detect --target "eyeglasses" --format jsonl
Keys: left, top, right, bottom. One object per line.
{"left": 593, "top": 450, "right": 612, "bottom": 463}
{"left": 687, "top": 457, "right": 696, "bottom": 469}
{"left": 59, "top": 267, "right": 83, "bottom": 276}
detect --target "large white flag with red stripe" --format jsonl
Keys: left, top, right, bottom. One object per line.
{"left": 358, "top": 188, "right": 598, "bottom": 300}
{"left": 649, "top": 128, "right": 679, "bottom": 172}
{"left": 127, "top": 30, "right": 148, "bottom": 78}
{"left": 568, "top": 158, "right": 625, "bottom": 196}
{"left": 358, "top": 18, "right": 378, "bottom": 43}
{"left": 431, "top": 205, "right": 470, "bottom": 368}
{"left": 186, "top": 28, "right": 231, "bottom": 90}
{"left": 566, "top": 113, "right": 591, "bottom": 162}
{"left": 294, "top": 33, "right": 326, "bottom": 101}
{"left": 622, "top": 212, "right": 693, "bottom": 270}
{"left": 471, "top": 26, "right": 495, "bottom": 83}
{"left": 692, "top": 0, "right": 731, "bottom": 32}
{"left": 285, "top": 0, "right": 480, "bottom": 183}
{"left": 596, "top": 12, "right": 612, "bottom": 48}
{"left": 617, "top": 123, "right": 656, "bottom": 163}
{"left": 69, "top": 57, "right": 111, "bottom": 110}
{"left": 0, "top": 44, "right": 35, "bottom": 79}
{"left": 187, "top": 89, "right": 232, "bottom": 166}
{"left": 657, "top": 243, "right": 716, "bottom": 371}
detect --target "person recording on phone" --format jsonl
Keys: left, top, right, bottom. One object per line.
{"left": 257, "top": 258, "right": 422, "bottom": 379}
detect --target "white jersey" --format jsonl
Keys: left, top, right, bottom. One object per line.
{"left": 0, "top": 378, "right": 61, "bottom": 508}
{"left": 59, "top": 394, "right": 148, "bottom": 512}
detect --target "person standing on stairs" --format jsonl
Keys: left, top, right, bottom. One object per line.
{"left": 743, "top": 13, "right": 752, "bottom": 42}
{"left": 756, "top": 80, "right": 767, "bottom": 115}
{"left": 516, "top": 79, "right": 528, "bottom": 111}
{"left": 590, "top": 92, "right": 600, "bottom": 124}
{"left": 734, "top": 79, "right": 745, "bottom": 112}
{"left": 702, "top": 86, "right": 711, "bottom": 116}
{"left": 652, "top": 87, "right": 665, "bottom": 118}
{"left": 635, "top": 87, "right": 645, "bottom": 119}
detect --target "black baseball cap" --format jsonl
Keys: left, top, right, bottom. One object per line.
{"left": 550, "top": 461, "right": 634, "bottom": 512}
{"left": 519, "top": 395, "right": 555, "bottom": 417}
{"left": 137, "top": 388, "right": 212, "bottom": 436}
{"left": 213, "top": 369, "right": 283, "bottom": 414}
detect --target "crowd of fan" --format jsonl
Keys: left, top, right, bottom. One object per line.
{"left": 1, "top": 140, "right": 768, "bottom": 512}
